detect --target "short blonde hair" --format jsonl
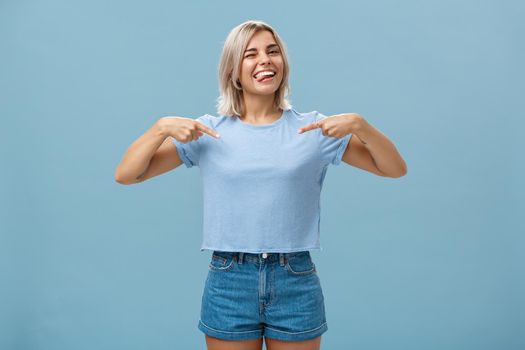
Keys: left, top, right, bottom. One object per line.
{"left": 216, "top": 20, "right": 292, "bottom": 117}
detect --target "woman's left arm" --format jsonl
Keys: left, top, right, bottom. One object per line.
{"left": 298, "top": 113, "right": 408, "bottom": 178}
{"left": 347, "top": 113, "right": 407, "bottom": 178}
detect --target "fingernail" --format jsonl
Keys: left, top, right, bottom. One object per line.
{"left": 216, "top": 133, "right": 220, "bottom": 137}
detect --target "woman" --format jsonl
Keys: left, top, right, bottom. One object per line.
{"left": 115, "top": 20, "right": 407, "bottom": 350}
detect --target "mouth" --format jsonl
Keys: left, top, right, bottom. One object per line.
{"left": 253, "top": 70, "right": 277, "bottom": 83}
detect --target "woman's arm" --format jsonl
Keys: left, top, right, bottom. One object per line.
{"left": 114, "top": 119, "right": 177, "bottom": 185}
{"left": 299, "top": 113, "right": 407, "bottom": 178}
{"left": 114, "top": 116, "right": 219, "bottom": 185}
{"left": 344, "top": 115, "right": 407, "bottom": 178}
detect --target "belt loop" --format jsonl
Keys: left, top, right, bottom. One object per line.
{"left": 279, "top": 253, "right": 285, "bottom": 266}
{"left": 238, "top": 252, "right": 244, "bottom": 264}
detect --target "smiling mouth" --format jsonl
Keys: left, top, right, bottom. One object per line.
{"left": 255, "top": 75, "right": 275, "bottom": 83}
{"left": 253, "top": 70, "right": 277, "bottom": 83}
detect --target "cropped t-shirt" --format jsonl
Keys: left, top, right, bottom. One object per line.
{"left": 172, "top": 106, "right": 352, "bottom": 253}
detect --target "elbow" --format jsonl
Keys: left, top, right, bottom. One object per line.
{"left": 114, "top": 169, "right": 125, "bottom": 184}
{"left": 400, "top": 162, "right": 408, "bottom": 177}
{"left": 115, "top": 177, "right": 129, "bottom": 185}
{"left": 380, "top": 163, "right": 407, "bottom": 178}
{"left": 114, "top": 171, "right": 138, "bottom": 185}
{"left": 115, "top": 177, "right": 139, "bottom": 185}
{"left": 390, "top": 164, "right": 408, "bottom": 178}
{"left": 392, "top": 171, "right": 407, "bottom": 178}
{"left": 392, "top": 158, "right": 408, "bottom": 178}
{"left": 114, "top": 174, "right": 130, "bottom": 185}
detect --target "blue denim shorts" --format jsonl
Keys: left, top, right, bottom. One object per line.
{"left": 198, "top": 250, "right": 327, "bottom": 341}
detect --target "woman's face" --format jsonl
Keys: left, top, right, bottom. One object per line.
{"left": 239, "top": 30, "right": 284, "bottom": 97}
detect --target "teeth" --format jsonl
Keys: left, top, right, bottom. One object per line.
{"left": 254, "top": 71, "right": 275, "bottom": 79}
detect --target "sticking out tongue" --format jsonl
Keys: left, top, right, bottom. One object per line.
{"left": 257, "top": 74, "right": 273, "bottom": 82}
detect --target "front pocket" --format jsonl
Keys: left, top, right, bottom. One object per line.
{"left": 208, "top": 253, "right": 235, "bottom": 272}
{"left": 285, "top": 252, "right": 316, "bottom": 275}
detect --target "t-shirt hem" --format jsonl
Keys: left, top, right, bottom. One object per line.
{"left": 172, "top": 138, "right": 195, "bottom": 168}
{"left": 200, "top": 246, "right": 323, "bottom": 253}
{"left": 332, "top": 133, "right": 352, "bottom": 165}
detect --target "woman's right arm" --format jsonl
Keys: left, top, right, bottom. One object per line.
{"left": 114, "top": 116, "right": 219, "bottom": 185}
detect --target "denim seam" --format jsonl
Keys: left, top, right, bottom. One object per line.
{"left": 285, "top": 256, "right": 316, "bottom": 275}
{"left": 265, "top": 322, "right": 327, "bottom": 335}
{"left": 199, "top": 319, "right": 262, "bottom": 334}
{"left": 286, "top": 266, "right": 316, "bottom": 275}
{"left": 212, "top": 255, "right": 227, "bottom": 264}
{"left": 209, "top": 258, "right": 234, "bottom": 271}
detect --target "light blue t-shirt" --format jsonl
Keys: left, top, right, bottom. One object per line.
{"left": 172, "top": 106, "right": 352, "bottom": 253}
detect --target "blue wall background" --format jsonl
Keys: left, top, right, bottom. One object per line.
{"left": 1, "top": 0, "right": 523, "bottom": 349}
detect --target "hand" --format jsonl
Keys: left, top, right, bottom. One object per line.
{"left": 158, "top": 116, "right": 220, "bottom": 143}
{"left": 297, "top": 113, "right": 364, "bottom": 138}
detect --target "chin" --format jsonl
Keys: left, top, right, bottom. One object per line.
{"left": 254, "top": 88, "right": 279, "bottom": 96}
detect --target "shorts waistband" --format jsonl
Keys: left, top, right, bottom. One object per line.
{"left": 212, "top": 251, "right": 311, "bottom": 266}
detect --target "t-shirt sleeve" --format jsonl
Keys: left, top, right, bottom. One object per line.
{"left": 315, "top": 111, "right": 353, "bottom": 166}
{"left": 171, "top": 114, "right": 211, "bottom": 168}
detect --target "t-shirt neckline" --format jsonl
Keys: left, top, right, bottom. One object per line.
{"left": 235, "top": 108, "right": 289, "bottom": 130}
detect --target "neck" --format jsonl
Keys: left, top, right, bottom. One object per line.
{"left": 240, "top": 92, "right": 280, "bottom": 123}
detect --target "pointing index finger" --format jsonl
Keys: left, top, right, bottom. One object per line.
{"left": 195, "top": 122, "right": 220, "bottom": 138}
{"left": 297, "top": 121, "right": 321, "bottom": 134}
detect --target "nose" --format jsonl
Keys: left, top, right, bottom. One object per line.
{"left": 258, "top": 52, "right": 271, "bottom": 65}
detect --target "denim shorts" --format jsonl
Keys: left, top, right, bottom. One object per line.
{"left": 198, "top": 250, "right": 328, "bottom": 341}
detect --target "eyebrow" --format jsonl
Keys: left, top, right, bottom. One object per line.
{"left": 244, "top": 43, "right": 280, "bottom": 53}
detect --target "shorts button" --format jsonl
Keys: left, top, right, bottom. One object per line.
{"left": 262, "top": 253, "right": 268, "bottom": 258}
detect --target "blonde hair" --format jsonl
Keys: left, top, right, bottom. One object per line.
{"left": 216, "top": 20, "right": 292, "bottom": 117}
